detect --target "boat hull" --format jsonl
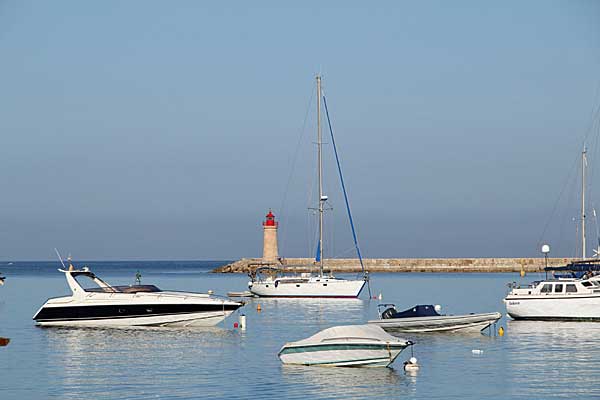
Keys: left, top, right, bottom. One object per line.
{"left": 279, "top": 343, "right": 408, "bottom": 367}
{"left": 368, "top": 312, "right": 502, "bottom": 333}
{"left": 249, "top": 278, "right": 365, "bottom": 298}
{"left": 33, "top": 294, "right": 242, "bottom": 327}
{"left": 505, "top": 294, "right": 600, "bottom": 321}
{"left": 35, "top": 310, "right": 235, "bottom": 327}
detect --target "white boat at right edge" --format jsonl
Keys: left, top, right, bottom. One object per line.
{"left": 504, "top": 261, "right": 600, "bottom": 321}
{"left": 505, "top": 147, "right": 600, "bottom": 322}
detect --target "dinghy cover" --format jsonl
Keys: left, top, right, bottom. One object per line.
{"left": 383, "top": 305, "right": 440, "bottom": 319}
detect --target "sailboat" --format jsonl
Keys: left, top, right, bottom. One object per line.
{"left": 248, "top": 76, "right": 368, "bottom": 298}
{"left": 505, "top": 147, "right": 600, "bottom": 321}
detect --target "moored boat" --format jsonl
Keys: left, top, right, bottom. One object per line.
{"left": 368, "top": 304, "right": 501, "bottom": 333}
{"left": 505, "top": 148, "right": 600, "bottom": 321}
{"left": 248, "top": 75, "right": 369, "bottom": 298}
{"left": 33, "top": 259, "right": 243, "bottom": 327}
{"left": 504, "top": 261, "right": 600, "bottom": 321}
{"left": 278, "top": 324, "right": 413, "bottom": 367}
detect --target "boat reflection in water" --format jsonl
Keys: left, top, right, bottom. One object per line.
{"left": 280, "top": 363, "right": 416, "bottom": 398}
{"left": 44, "top": 326, "right": 238, "bottom": 399}
{"left": 245, "top": 297, "right": 367, "bottom": 325}
{"left": 506, "top": 320, "right": 600, "bottom": 399}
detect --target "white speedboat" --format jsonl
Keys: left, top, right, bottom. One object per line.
{"left": 33, "top": 263, "right": 243, "bottom": 327}
{"left": 278, "top": 324, "right": 413, "bottom": 367}
{"left": 248, "top": 75, "right": 369, "bottom": 298}
{"left": 504, "top": 261, "right": 600, "bottom": 321}
{"left": 369, "top": 304, "right": 501, "bottom": 333}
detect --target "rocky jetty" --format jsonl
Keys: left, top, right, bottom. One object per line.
{"left": 212, "top": 257, "right": 574, "bottom": 273}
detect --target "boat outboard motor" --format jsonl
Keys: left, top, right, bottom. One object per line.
{"left": 381, "top": 307, "right": 397, "bottom": 319}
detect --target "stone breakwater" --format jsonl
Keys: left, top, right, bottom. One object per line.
{"left": 212, "top": 257, "right": 575, "bottom": 273}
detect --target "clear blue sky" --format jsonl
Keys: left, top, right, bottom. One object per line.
{"left": 1, "top": 1, "right": 599, "bottom": 260}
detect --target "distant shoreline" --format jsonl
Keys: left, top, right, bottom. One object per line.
{"left": 212, "top": 257, "right": 575, "bottom": 273}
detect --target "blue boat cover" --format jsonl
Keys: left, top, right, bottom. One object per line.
{"left": 384, "top": 304, "right": 441, "bottom": 319}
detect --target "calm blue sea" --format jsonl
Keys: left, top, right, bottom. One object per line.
{"left": 0, "top": 262, "right": 599, "bottom": 399}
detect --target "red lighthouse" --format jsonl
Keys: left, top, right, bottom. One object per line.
{"left": 263, "top": 210, "right": 278, "bottom": 227}
{"left": 262, "top": 209, "right": 279, "bottom": 262}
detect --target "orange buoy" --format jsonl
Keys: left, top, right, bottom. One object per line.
{"left": 0, "top": 337, "right": 10, "bottom": 347}
{"left": 257, "top": 303, "right": 262, "bottom": 312}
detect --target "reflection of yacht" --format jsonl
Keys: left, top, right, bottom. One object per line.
{"left": 248, "top": 76, "right": 368, "bottom": 298}
{"left": 33, "top": 263, "right": 243, "bottom": 327}
{"left": 369, "top": 304, "right": 501, "bottom": 333}
{"left": 504, "top": 261, "right": 600, "bottom": 321}
{"left": 279, "top": 325, "right": 413, "bottom": 367}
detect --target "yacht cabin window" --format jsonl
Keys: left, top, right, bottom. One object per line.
{"left": 554, "top": 284, "right": 563, "bottom": 293}
{"left": 540, "top": 284, "right": 552, "bottom": 293}
{"left": 566, "top": 284, "right": 577, "bottom": 293}
{"left": 581, "top": 281, "right": 593, "bottom": 287}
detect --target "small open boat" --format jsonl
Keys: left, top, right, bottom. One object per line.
{"left": 227, "top": 291, "right": 254, "bottom": 298}
{"left": 368, "top": 304, "right": 501, "bottom": 334}
{"left": 278, "top": 324, "right": 413, "bottom": 367}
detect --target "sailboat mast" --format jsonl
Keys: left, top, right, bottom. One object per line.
{"left": 317, "top": 75, "right": 324, "bottom": 276}
{"left": 582, "top": 146, "right": 587, "bottom": 259}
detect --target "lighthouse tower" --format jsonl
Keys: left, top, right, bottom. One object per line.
{"left": 262, "top": 209, "right": 279, "bottom": 263}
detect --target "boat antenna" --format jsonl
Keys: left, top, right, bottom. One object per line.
{"left": 54, "top": 248, "right": 67, "bottom": 270}
{"left": 321, "top": 90, "right": 372, "bottom": 299}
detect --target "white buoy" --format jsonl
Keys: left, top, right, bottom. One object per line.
{"left": 239, "top": 314, "right": 247, "bottom": 331}
{"left": 472, "top": 349, "right": 483, "bottom": 355}
{"left": 434, "top": 304, "right": 442, "bottom": 313}
{"left": 404, "top": 357, "right": 419, "bottom": 372}
{"left": 378, "top": 293, "right": 383, "bottom": 300}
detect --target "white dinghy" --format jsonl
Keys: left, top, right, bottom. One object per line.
{"left": 369, "top": 304, "right": 501, "bottom": 334}
{"left": 278, "top": 324, "right": 413, "bottom": 367}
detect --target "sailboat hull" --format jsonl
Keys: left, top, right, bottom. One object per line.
{"left": 249, "top": 277, "right": 365, "bottom": 298}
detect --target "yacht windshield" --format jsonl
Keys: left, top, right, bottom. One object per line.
{"left": 72, "top": 273, "right": 114, "bottom": 292}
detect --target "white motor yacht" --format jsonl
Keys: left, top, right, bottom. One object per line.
{"left": 33, "top": 263, "right": 243, "bottom": 327}
{"left": 508, "top": 148, "right": 600, "bottom": 321}
{"left": 504, "top": 261, "right": 600, "bottom": 321}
